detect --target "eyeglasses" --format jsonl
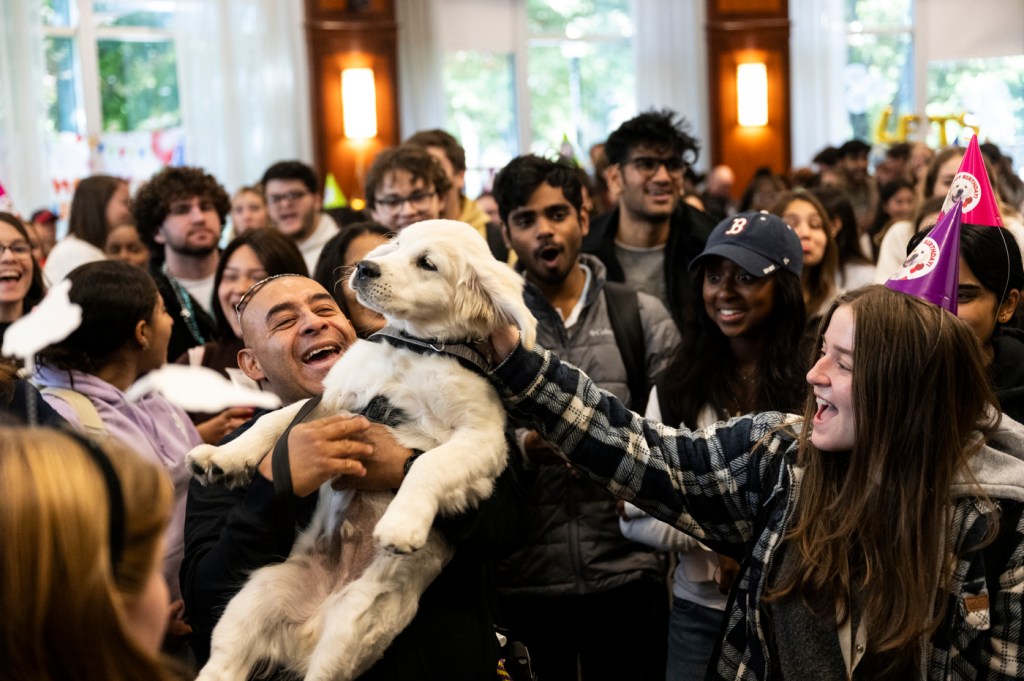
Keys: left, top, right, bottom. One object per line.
{"left": 0, "top": 241, "right": 32, "bottom": 257}
{"left": 374, "top": 191, "right": 436, "bottom": 212}
{"left": 623, "top": 156, "right": 686, "bottom": 176}
{"left": 267, "top": 190, "right": 311, "bottom": 206}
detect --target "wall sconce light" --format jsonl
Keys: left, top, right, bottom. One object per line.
{"left": 341, "top": 67, "right": 377, "bottom": 139}
{"left": 736, "top": 62, "right": 768, "bottom": 127}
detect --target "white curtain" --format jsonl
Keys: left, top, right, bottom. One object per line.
{"left": 789, "top": 0, "right": 847, "bottom": 166}
{"left": 175, "top": 0, "right": 313, "bottom": 194}
{"left": 395, "top": 0, "right": 446, "bottom": 139}
{"left": 0, "top": 0, "right": 49, "bottom": 213}
{"left": 633, "top": 0, "right": 710, "bottom": 169}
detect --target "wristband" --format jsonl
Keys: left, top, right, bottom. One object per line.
{"left": 403, "top": 449, "right": 425, "bottom": 477}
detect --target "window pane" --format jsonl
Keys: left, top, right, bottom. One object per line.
{"left": 443, "top": 51, "right": 518, "bottom": 197}
{"left": 928, "top": 56, "right": 1024, "bottom": 169}
{"left": 98, "top": 39, "right": 181, "bottom": 132}
{"left": 44, "top": 36, "right": 82, "bottom": 134}
{"left": 844, "top": 0, "right": 912, "bottom": 29}
{"left": 93, "top": 1, "right": 174, "bottom": 29}
{"left": 527, "top": 40, "right": 634, "bottom": 163}
{"left": 527, "top": 0, "right": 633, "bottom": 38}
{"left": 41, "top": 0, "right": 76, "bottom": 28}
{"left": 844, "top": 32, "right": 913, "bottom": 141}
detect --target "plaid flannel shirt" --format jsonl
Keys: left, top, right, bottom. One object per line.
{"left": 492, "top": 343, "right": 1024, "bottom": 680}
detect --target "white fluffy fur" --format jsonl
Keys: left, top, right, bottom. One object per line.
{"left": 186, "top": 220, "right": 536, "bottom": 681}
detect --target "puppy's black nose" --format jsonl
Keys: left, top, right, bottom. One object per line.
{"left": 356, "top": 260, "right": 380, "bottom": 279}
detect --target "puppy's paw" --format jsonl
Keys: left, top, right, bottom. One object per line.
{"left": 186, "top": 444, "right": 258, "bottom": 488}
{"left": 373, "top": 510, "right": 431, "bottom": 554}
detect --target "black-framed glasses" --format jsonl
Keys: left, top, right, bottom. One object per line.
{"left": 375, "top": 191, "right": 436, "bottom": 212}
{"left": 0, "top": 241, "right": 32, "bottom": 257}
{"left": 622, "top": 156, "right": 686, "bottom": 176}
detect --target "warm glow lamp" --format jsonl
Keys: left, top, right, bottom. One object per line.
{"left": 341, "top": 67, "right": 377, "bottom": 139}
{"left": 737, "top": 63, "right": 768, "bottom": 127}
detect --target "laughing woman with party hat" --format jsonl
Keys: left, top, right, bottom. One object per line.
{"left": 481, "top": 197, "right": 1024, "bottom": 680}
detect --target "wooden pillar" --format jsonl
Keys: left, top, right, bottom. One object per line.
{"left": 305, "top": 0, "right": 400, "bottom": 205}
{"left": 706, "top": 0, "right": 791, "bottom": 201}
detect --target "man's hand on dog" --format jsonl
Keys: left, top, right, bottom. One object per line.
{"left": 255, "top": 414, "right": 413, "bottom": 497}
{"left": 335, "top": 422, "right": 411, "bottom": 491}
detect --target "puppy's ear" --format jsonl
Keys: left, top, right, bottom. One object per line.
{"left": 463, "top": 255, "right": 537, "bottom": 350}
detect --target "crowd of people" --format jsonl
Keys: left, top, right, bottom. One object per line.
{"left": 3, "top": 108, "right": 1024, "bottom": 681}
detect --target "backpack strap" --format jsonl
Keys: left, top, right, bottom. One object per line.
{"left": 40, "top": 387, "right": 108, "bottom": 438}
{"left": 603, "top": 281, "right": 648, "bottom": 414}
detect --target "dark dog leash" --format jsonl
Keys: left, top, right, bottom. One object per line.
{"left": 270, "top": 394, "right": 323, "bottom": 548}
{"left": 369, "top": 325, "right": 491, "bottom": 376}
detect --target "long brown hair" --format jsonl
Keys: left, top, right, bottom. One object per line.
{"left": 68, "top": 175, "right": 127, "bottom": 248}
{"left": 771, "top": 190, "right": 839, "bottom": 318}
{"left": 0, "top": 428, "right": 175, "bottom": 681}
{"left": 769, "top": 285, "right": 999, "bottom": 674}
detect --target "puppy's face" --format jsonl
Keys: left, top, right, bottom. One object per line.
{"left": 350, "top": 219, "right": 536, "bottom": 346}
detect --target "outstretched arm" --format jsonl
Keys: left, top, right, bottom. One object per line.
{"left": 485, "top": 332, "right": 792, "bottom": 551}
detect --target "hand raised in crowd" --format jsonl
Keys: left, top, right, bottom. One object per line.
{"left": 196, "top": 406, "right": 256, "bottom": 445}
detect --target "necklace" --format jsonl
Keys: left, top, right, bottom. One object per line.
{"left": 161, "top": 262, "right": 207, "bottom": 345}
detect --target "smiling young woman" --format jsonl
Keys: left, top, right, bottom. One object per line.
{"left": 623, "top": 211, "right": 807, "bottom": 679}
{"left": 0, "top": 212, "right": 46, "bottom": 344}
{"left": 486, "top": 284, "right": 1024, "bottom": 680}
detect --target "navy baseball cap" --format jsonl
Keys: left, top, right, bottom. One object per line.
{"left": 690, "top": 211, "right": 803, "bottom": 278}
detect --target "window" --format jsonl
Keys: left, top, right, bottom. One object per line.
{"left": 443, "top": 50, "right": 517, "bottom": 199}
{"left": 844, "top": 0, "right": 914, "bottom": 141}
{"left": 41, "top": 0, "right": 183, "bottom": 208}
{"left": 525, "top": 0, "right": 635, "bottom": 160}
{"left": 443, "top": 0, "right": 634, "bottom": 197}
{"left": 927, "top": 57, "right": 1024, "bottom": 174}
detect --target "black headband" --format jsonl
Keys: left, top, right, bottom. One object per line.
{"left": 65, "top": 430, "right": 125, "bottom": 568}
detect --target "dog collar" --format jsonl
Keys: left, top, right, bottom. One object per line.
{"left": 370, "top": 326, "right": 491, "bottom": 376}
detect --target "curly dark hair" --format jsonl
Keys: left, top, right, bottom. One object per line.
{"left": 132, "top": 167, "right": 230, "bottom": 251}
{"left": 363, "top": 146, "right": 452, "bottom": 211}
{"left": 604, "top": 109, "right": 700, "bottom": 168}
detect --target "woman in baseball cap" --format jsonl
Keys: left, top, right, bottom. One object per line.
{"left": 620, "top": 210, "right": 807, "bottom": 680}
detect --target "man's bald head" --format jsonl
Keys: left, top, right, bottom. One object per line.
{"left": 236, "top": 276, "right": 356, "bottom": 404}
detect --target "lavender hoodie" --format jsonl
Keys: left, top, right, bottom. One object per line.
{"left": 34, "top": 366, "right": 200, "bottom": 601}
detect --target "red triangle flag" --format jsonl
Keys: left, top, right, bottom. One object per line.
{"left": 0, "top": 179, "right": 13, "bottom": 213}
{"left": 939, "top": 135, "right": 1003, "bottom": 227}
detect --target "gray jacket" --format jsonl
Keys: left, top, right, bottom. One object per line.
{"left": 496, "top": 255, "right": 681, "bottom": 596}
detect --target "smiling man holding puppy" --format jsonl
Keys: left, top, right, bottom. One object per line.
{"left": 181, "top": 274, "right": 526, "bottom": 680}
